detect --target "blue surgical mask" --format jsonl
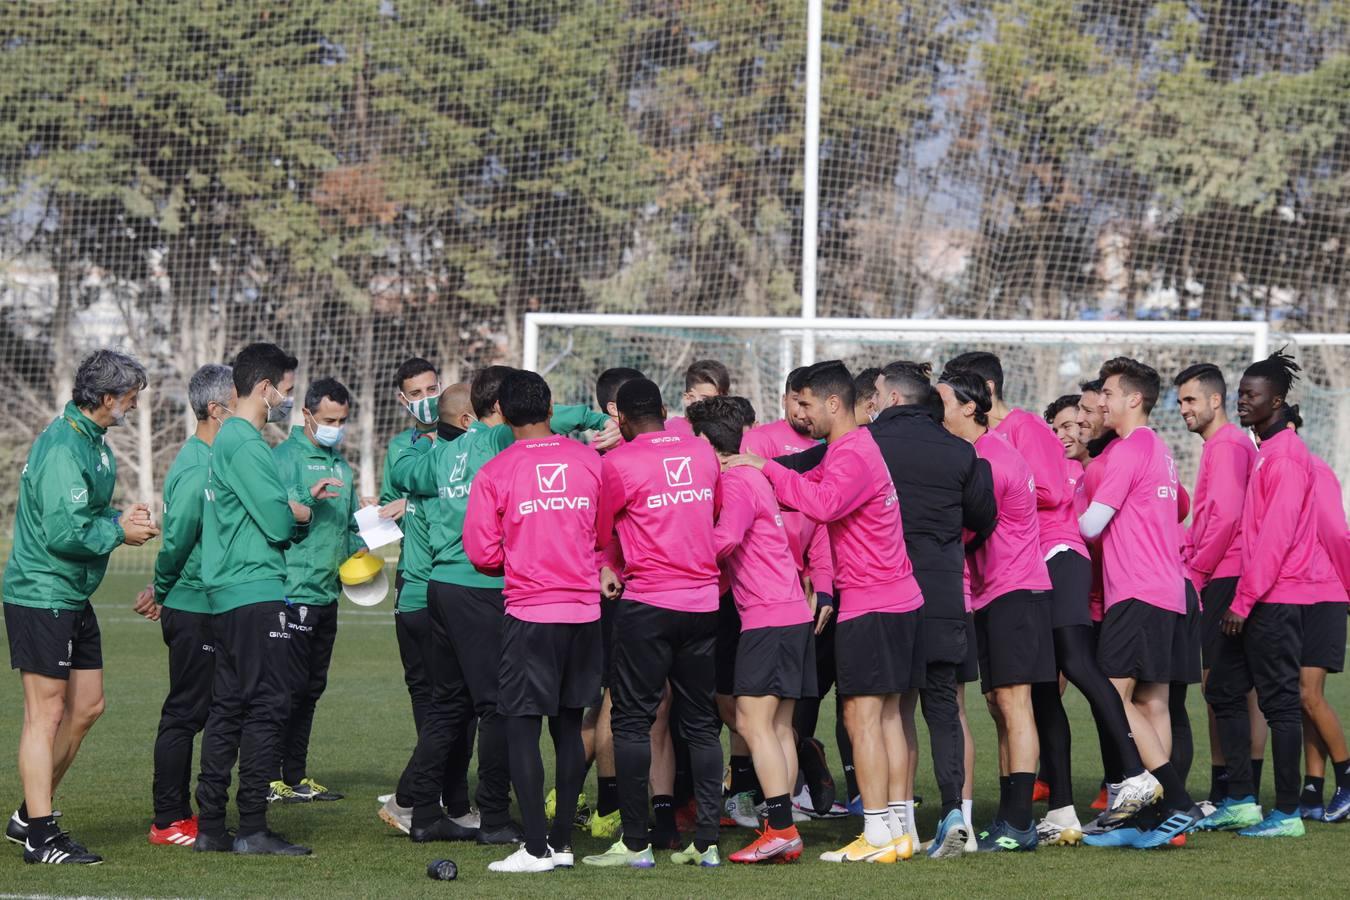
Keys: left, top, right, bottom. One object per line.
{"left": 313, "top": 423, "right": 345, "bottom": 448}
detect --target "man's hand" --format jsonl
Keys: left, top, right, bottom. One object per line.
{"left": 309, "top": 477, "right": 343, "bottom": 501}
{"left": 289, "top": 500, "right": 313, "bottom": 524}
{"left": 592, "top": 419, "right": 623, "bottom": 453}
{"left": 380, "top": 498, "right": 408, "bottom": 521}
{"left": 360, "top": 495, "right": 379, "bottom": 509}
{"left": 600, "top": 566, "right": 624, "bottom": 600}
{"left": 124, "top": 503, "right": 154, "bottom": 526}
{"left": 813, "top": 592, "right": 835, "bottom": 635}
{"left": 122, "top": 516, "right": 159, "bottom": 546}
{"left": 1221, "top": 608, "right": 1246, "bottom": 637}
{"left": 723, "top": 453, "right": 766, "bottom": 471}
{"left": 132, "top": 584, "right": 160, "bottom": 621}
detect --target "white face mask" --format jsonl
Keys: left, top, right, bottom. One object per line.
{"left": 265, "top": 384, "right": 294, "bottom": 424}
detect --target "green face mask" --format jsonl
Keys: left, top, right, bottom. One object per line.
{"left": 404, "top": 395, "right": 440, "bottom": 426}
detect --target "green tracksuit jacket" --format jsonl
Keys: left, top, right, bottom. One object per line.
{"left": 2, "top": 403, "right": 124, "bottom": 610}
{"left": 202, "top": 416, "right": 305, "bottom": 613}
{"left": 153, "top": 435, "right": 211, "bottom": 613}
{"left": 273, "top": 426, "right": 362, "bottom": 606}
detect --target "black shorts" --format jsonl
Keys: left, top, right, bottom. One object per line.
{"left": 5, "top": 603, "right": 102, "bottom": 679}
{"left": 1171, "top": 580, "right": 1202, "bottom": 685}
{"left": 497, "top": 616, "right": 603, "bottom": 717}
{"left": 973, "top": 590, "right": 1057, "bottom": 694}
{"left": 734, "top": 623, "right": 818, "bottom": 699}
{"left": 834, "top": 610, "right": 923, "bottom": 696}
{"left": 1200, "top": 577, "right": 1239, "bottom": 670}
{"left": 958, "top": 614, "right": 980, "bottom": 683}
{"left": 1300, "top": 602, "right": 1347, "bottom": 673}
{"left": 599, "top": 597, "right": 618, "bottom": 691}
{"left": 1046, "top": 550, "right": 1093, "bottom": 630}
{"left": 714, "top": 591, "right": 741, "bottom": 696}
{"left": 1097, "top": 599, "right": 1177, "bottom": 683}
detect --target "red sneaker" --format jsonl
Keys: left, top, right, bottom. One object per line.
{"left": 1168, "top": 833, "right": 1186, "bottom": 847}
{"left": 1033, "top": 780, "right": 1051, "bottom": 803}
{"left": 675, "top": 797, "right": 697, "bottom": 833}
{"left": 728, "top": 825, "right": 803, "bottom": 864}
{"left": 148, "top": 816, "right": 198, "bottom": 847}
{"left": 1090, "top": 786, "right": 1109, "bottom": 811}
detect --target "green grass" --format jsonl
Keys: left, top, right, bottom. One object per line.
{"left": 1, "top": 574, "right": 1346, "bottom": 898}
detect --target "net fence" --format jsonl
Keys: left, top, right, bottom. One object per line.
{"left": 0, "top": 1, "right": 1347, "bottom": 569}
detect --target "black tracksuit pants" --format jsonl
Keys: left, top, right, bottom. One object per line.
{"left": 195, "top": 601, "right": 291, "bottom": 838}
{"left": 153, "top": 608, "right": 215, "bottom": 828}
{"left": 278, "top": 601, "right": 338, "bottom": 785}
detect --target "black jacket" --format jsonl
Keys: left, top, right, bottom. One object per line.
{"left": 775, "top": 404, "right": 997, "bottom": 663}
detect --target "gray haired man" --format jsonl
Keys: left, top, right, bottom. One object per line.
{"left": 4, "top": 349, "right": 158, "bottom": 864}
{"left": 134, "top": 364, "right": 236, "bottom": 848}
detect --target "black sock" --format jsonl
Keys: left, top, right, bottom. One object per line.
{"left": 843, "top": 764, "right": 859, "bottom": 801}
{"left": 729, "top": 755, "right": 755, "bottom": 796}
{"left": 1302, "top": 775, "right": 1325, "bottom": 807}
{"left": 1151, "top": 762, "right": 1194, "bottom": 812}
{"left": 651, "top": 795, "right": 675, "bottom": 836}
{"left": 763, "top": 793, "right": 792, "bottom": 830}
{"left": 1334, "top": 759, "right": 1350, "bottom": 792}
{"left": 597, "top": 776, "right": 619, "bottom": 816}
{"left": 27, "top": 815, "right": 58, "bottom": 846}
{"left": 998, "top": 775, "right": 1013, "bottom": 819}
{"left": 1004, "top": 773, "right": 1035, "bottom": 831}
{"left": 694, "top": 838, "right": 715, "bottom": 853}
{"left": 17, "top": 801, "right": 28, "bottom": 822}
{"left": 1209, "top": 765, "right": 1229, "bottom": 803}
{"left": 1251, "top": 759, "right": 1264, "bottom": 801}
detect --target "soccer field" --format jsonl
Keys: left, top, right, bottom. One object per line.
{"left": 0, "top": 575, "right": 1344, "bottom": 898}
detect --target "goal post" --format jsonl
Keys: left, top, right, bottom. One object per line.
{"left": 523, "top": 312, "right": 1285, "bottom": 491}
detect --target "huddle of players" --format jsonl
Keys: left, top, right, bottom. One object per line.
{"left": 375, "top": 344, "right": 1347, "bottom": 873}
{"left": 4, "top": 338, "right": 1345, "bottom": 869}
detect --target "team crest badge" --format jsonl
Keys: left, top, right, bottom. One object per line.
{"left": 299, "top": 606, "right": 308, "bottom": 624}
{"left": 279, "top": 611, "right": 288, "bottom": 632}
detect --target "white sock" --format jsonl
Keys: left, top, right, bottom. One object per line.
{"left": 1047, "top": 804, "right": 1079, "bottom": 827}
{"left": 886, "top": 803, "right": 905, "bottom": 840}
{"left": 864, "top": 810, "right": 891, "bottom": 846}
{"left": 961, "top": 799, "right": 974, "bottom": 833}
{"left": 903, "top": 800, "right": 920, "bottom": 843}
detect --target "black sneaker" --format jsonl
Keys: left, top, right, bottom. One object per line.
{"left": 6, "top": 808, "right": 63, "bottom": 845}
{"left": 798, "top": 737, "right": 837, "bottom": 816}
{"left": 232, "top": 830, "right": 312, "bottom": 856}
{"left": 411, "top": 815, "right": 479, "bottom": 843}
{"left": 24, "top": 832, "right": 102, "bottom": 865}
{"left": 194, "top": 828, "right": 237, "bottom": 853}
{"left": 475, "top": 820, "right": 523, "bottom": 845}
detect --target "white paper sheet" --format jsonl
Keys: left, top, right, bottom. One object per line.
{"left": 354, "top": 504, "right": 404, "bottom": 551}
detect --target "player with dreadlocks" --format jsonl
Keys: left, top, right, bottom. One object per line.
{"left": 1198, "top": 350, "right": 1346, "bottom": 838}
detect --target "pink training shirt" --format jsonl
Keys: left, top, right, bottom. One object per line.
{"left": 968, "top": 431, "right": 1053, "bottom": 610}
{"left": 1075, "top": 445, "right": 1118, "bottom": 622}
{"left": 596, "top": 429, "right": 721, "bottom": 612}
{"left": 664, "top": 415, "right": 696, "bottom": 439}
{"left": 1311, "top": 455, "right": 1350, "bottom": 594}
{"left": 464, "top": 436, "right": 603, "bottom": 624}
{"left": 742, "top": 419, "right": 834, "bottom": 594}
{"left": 762, "top": 427, "right": 922, "bottom": 622}
{"left": 996, "top": 408, "right": 1085, "bottom": 559}
{"left": 1232, "top": 428, "right": 1346, "bottom": 618}
{"left": 1091, "top": 426, "right": 1187, "bottom": 614}
{"left": 1185, "top": 422, "right": 1255, "bottom": 591}
{"left": 714, "top": 467, "right": 813, "bottom": 631}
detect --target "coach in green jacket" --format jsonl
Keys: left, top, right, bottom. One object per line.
{"left": 3, "top": 349, "right": 156, "bottom": 865}
{"left": 270, "top": 376, "right": 363, "bottom": 803}
{"left": 195, "top": 342, "right": 331, "bottom": 858}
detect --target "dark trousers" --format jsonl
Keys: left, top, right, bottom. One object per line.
{"left": 791, "top": 610, "right": 855, "bottom": 792}
{"left": 152, "top": 608, "right": 215, "bottom": 828}
{"left": 278, "top": 601, "right": 337, "bottom": 785}
{"left": 195, "top": 601, "right": 291, "bottom": 837}
{"left": 396, "top": 581, "right": 506, "bottom": 828}
{"left": 1205, "top": 603, "right": 1304, "bottom": 812}
{"left": 919, "top": 661, "right": 965, "bottom": 810}
{"left": 394, "top": 606, "right": 474, "bottom": 814}
{"left": 610, "top": 601, "right": 722, "bottom": 848}
{"left": 508, "top": 709, "right": 586, "bottom": 857}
